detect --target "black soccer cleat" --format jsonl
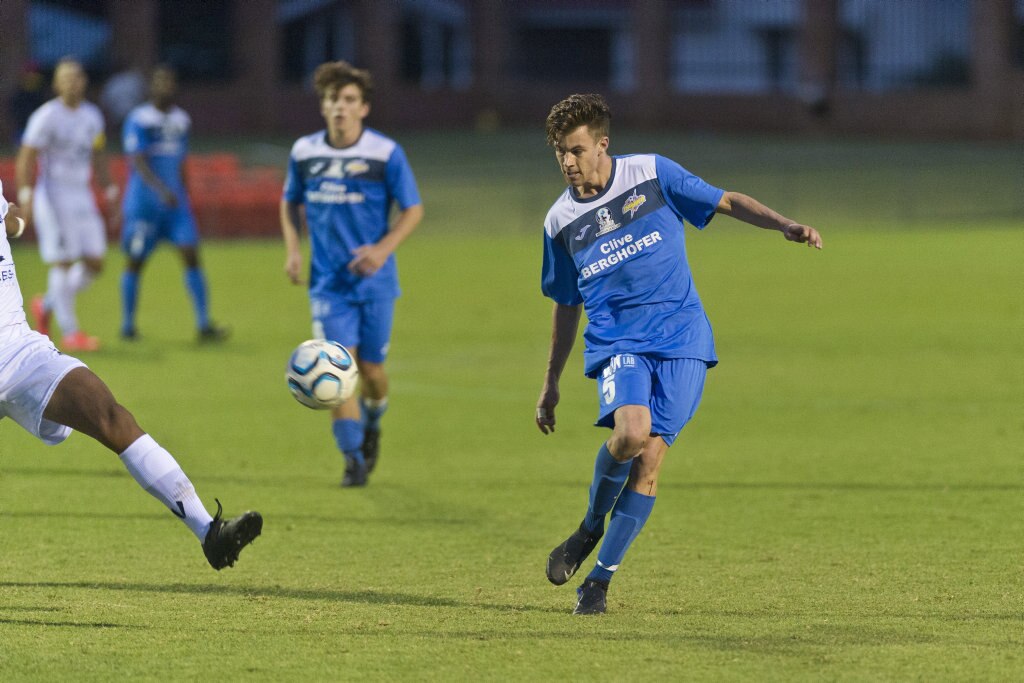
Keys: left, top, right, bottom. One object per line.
{"left": 202, "top": 499, "right": 263, "bottom": 570}
{"left": 573, "top": 578, "right": 609, "bottom": 615}
{"left": 341, "top": 458, "right": 368, "bottom": 488}
{"left": 363, "top": 427, "right": 381, "bottom": 473}
{"left": 546, "top": 523, "right": 603, "bottom": 586}
{"left": 198, "top": 323, "right": 231, "bottom": 343}
{"left": 120, "top": 326, "right": 139, "bottom": 341}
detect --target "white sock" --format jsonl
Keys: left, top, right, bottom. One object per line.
{"left": 48, "top": 266, "right": 77, "bottom": 335}
{"left": 67, "top": 261, "right": 96, "bottom": 294}
{"left": 119, "top": 434, "right": 214, "bottom": 541}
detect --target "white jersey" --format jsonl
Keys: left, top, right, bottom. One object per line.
{"left": 21, "top": 98, "right": 106, "bottom": 190}
{"left": 0, "top": 181, "right": 32, "bottom": 347}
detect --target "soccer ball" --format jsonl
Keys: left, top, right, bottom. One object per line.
{"left": 286, "top": 339, "right": 359, "bottom": 409}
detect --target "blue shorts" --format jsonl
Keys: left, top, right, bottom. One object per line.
{"left": 311, "top": 296, "right": 395, "bottom": 364}
{"left": 594, "top": 354, "right": 707, "bottom": 447}
{"left": 121, "top": 205, "right": 199, "bottom": 260}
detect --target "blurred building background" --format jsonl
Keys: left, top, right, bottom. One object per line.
{"left": 0, "top": 0, "right": 1020, "bottom": 140}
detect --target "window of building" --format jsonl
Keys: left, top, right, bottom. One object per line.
{"left": 398, "top": 0, "right": 471, "bottom": 90}
{"left": 158, "top": 0, "right": 233, "bottom": 82}
{"left": 280, "top": 0, "right": 356, "bottom": 84}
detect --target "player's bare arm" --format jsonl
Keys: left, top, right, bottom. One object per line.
{"left": 131, "top": 152, "right": 177, "bottom": 207}
{"left": 14, "top": 145, "right": 38, "bottom": 226}
{"left": 280, "top": 199, "right": 305, "bottom": 284}
{"left": 4, "top": 203, "right": 25, "bottom": 238}
{"left": 716, "top": 191, "right": 823, "bottom": 249}
{"left": 536, "top": 303, "right": 582, "bottom": 434}
{"left": 348, "top": 203, "right": 424, "bottom": 277}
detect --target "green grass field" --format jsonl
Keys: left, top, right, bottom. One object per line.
{"left": 1, "top": 132, "right": 1022, "bottom": 680}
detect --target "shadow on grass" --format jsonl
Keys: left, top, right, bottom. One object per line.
{"left": 0, "top": 617, "right": 140, "bottom": 629}
{"left": 0, "top": 580, "right": 565, "bottom": 615}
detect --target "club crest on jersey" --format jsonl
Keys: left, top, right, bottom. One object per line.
{"left": 343, "top": 159, "right": 369, "bottom": 176}
{"left": 595, "top": 207, "right": 621, "bottom": 236}
{"left": 622, "top": 189, "right": 646, "bottom": 218}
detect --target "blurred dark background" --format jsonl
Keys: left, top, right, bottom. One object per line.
{"left": 0, "top": 0, "right": 1021, "bottom": 141}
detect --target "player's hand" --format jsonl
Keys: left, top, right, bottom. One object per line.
{"left": 536, "top": 385, "right": 560, "bottom": 434}
{"left": 348, "top": 244, "right": 389, "bottom": 277}
{"left": 285, "top": 251, "right": 304, "bottom": 285}
{"left": 159, "top": 188, "right": 178, "bottom": 208}
{"left": 782, "top": 223, "right": 823, "bottom": 249}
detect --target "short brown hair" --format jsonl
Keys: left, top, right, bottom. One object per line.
{"left": 313, "top": 61, "right": 374, "bottom": 103}
{"left": 545, "top": 93, "right": 611, "bottom": 147}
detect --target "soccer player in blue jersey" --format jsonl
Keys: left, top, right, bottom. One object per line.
{"left": 536, "top": 94, "right": 822, "bottom": 615}
{"left": 119, "top": 65, "right": 228, "bottom": 342}
{"left": 281, "top": 61, "right": 423, "bottom": 487}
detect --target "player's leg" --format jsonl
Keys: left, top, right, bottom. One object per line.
{"left": 547, "top": 354, "right": 652, "bottom": 586}
{"left": 41, "top": 364, "right": 261, "bottom": 569}
{"left": 59, "top": 193, "right": 106, "bottom": 350}
{"left": 316, "top": 299, "right": 367, "bottom": 486}
{"left": 119, "top": 213, "right": 159, "bottom": 339}
{"left": 575, "top": 358, "right": 708, "bottom": 615}
{"left": 356, "top": 298, "right": 395, "bottom": 473}
{"left": 30, "top": 188, "right": 66, "bottom": 339}
{"left": 173, "top": 209, "right": 228, "bottom": 342}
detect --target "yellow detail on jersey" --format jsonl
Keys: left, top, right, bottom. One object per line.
{"left": 93, "top": 131, "right": 106, "bottom": 151}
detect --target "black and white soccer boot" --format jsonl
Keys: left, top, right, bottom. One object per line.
{"left": 546, "top": 523, "right": 603, "bottom": 586}
{"left": 363, "top": 427, "right": 381, "bottom": 473}
{"left": 198, "top": 323, "right": 231, "bottom": 343}
{"left": 573, "top": 578, "right": 609, "bottom": 615}
{"left": 202, "top": 499, "right": 263, "bottom": 570}
{"left": 341, "top": 457, "right": 368, "bottom": 487}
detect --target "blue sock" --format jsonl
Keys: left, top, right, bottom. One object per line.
{"left": 587, "top": 488, "right": 656, "bottom": 583}
{"left": 361, "top": 397, "right": 388, "bottom": 431}
{"left": 581, "top": 444, "right": 632, "bottom": 535}
{"left": 120, "top": 270, "right": 140, "bottom": 333}
{"left": 332, "top": 418, "right": 365, "bottom": 467}
{"left": 184, "top": 267, "right": 210, "bottom": 330}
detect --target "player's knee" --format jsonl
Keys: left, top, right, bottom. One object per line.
{"left": 359, "top": 362, "right": 387, "bottom": 387}
{"left": 607, "top": 430, "right": 647, "bottom": 461}
{"left": 92, "top": 402, "right": 140, "bottom": 447}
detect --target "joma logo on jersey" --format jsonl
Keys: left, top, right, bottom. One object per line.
{"left": 594, "top": 207, "right": 621, "bottom": 236}
{"left": 622, "top": 189, "right": 646, "bottom": 218}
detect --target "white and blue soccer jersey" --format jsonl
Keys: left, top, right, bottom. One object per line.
{"left": 283, "top": 128, "right": 421, "bottom": 301}
{"left": 122, "top": 103, "right": 191, "bottom": 213}
{"left": 542, "top": 154, "right": 725, "bottom": 377}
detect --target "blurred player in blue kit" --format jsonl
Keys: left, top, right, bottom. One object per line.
{"left": 536, "top": 94, "right": 822, "bottom": 615}
{"left": 0, "top": 181, "right": 261, "bottom": 570}
{"left": 281, "top": 61, "right": 423, "bottom": 487}
{"left": 119, "top": 65, "right": 228, "bottom": 342}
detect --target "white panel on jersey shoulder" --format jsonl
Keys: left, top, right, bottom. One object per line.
{"left": 290, "top": 128, "right": 397, "bottom": 163}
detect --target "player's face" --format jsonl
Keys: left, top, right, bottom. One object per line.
{"left": 321, "top": 83, "right": 369, "bottom": 142}
{"left": 150, "top": 69, "right": 177, "bottom": 104}
{"left": 54, "top": 62, "right": 87, "bottom": 104}
{"left": 554, "top": 125, "right": 609, "bottom": 194}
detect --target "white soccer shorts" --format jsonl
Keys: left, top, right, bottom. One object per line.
{"left": 33, "top": 185, "right": 106, "bottom": 263}
{"left": 0, "top": 331, "right": 85, "bottom": 444}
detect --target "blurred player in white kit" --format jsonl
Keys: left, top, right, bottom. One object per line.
{"left": 16, "top": 58, "right": 120, "bottom": 351}
{"left": 0, "top": 180, "right": 262, "bottom": 570}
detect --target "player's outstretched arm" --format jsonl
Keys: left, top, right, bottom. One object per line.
{"left": 716, "top": 191, "right": 822, "bottom": 249}
{"left": 280, "top": 199, "right": 305, "bottom": 285}
{"left": 536, "top": 303, "right": 582, "bottom": 434}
